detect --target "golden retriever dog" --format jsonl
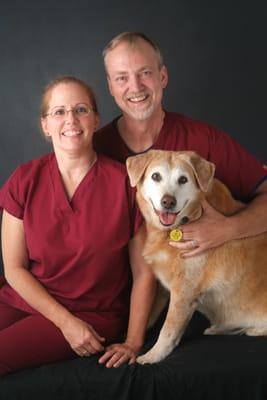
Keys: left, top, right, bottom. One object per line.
{"left": 126, "top": 150, "right": 267, "bottom": 364}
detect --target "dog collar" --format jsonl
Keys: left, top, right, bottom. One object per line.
{"left": 169, "top": 229, "right": 183, "bottom": 241}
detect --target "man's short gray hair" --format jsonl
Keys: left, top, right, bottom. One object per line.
{"left": 102, "top": 32, "right": 164, "bottom": 73}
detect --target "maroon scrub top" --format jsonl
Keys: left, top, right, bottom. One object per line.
{"left": 0, "top": 153, "right": 141, "bottom": 339}
{"left": 94, "top": 112, "right": 267, "bottom": 201}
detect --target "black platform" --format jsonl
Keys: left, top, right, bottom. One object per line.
{"left": 1, "top": 311, "right": 267, "bottom": 400}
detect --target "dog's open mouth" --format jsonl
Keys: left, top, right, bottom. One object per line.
{"left": 150, "top": 199, "right": 189, "bottom": 227}
{"left": 154, "top": 210, "right": 178, "bottom": 226}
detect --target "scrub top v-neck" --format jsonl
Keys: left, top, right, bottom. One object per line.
{"left": 0, "top": 153, "right": 140, "bottom": 337}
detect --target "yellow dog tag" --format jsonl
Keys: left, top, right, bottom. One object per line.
{"left": 169, "top": 229, "right": 183, "bottom": 242}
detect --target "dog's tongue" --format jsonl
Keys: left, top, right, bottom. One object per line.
{"left": 159, "top": 212, "right": 177, "bottom": 226}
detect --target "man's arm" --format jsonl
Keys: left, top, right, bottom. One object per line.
{"left": 170, "top": 179, "right": 267, "bottom": 257}
{"left": 228, "top": 180, "right": 267, "bottom": 238}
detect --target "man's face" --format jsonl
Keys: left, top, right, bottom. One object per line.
{"left": 105, "top": 39, "right": 168, "bottom": 121}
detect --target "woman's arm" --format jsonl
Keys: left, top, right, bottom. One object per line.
{"left": 1, "top": 210, "right": 105, "bottom": 356}
{"left": 99, "top": 225, "right": 157, "bottom": 367}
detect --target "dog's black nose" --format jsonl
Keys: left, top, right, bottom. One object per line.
{"left": 161, "top": 194, "right": 177, "bottom": 210}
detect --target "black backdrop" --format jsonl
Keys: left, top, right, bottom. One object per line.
{"left": 0, "top": 0, "right": 266, "bottom": 186}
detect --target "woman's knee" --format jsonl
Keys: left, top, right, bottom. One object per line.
{"left": 0, "top": 301, "right": 28, "bottom": 331}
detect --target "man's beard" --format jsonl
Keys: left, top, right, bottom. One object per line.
{"left": 125, "top": 103, "right": 155, "bottom": 121}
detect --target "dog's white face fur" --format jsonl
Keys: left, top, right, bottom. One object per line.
{"left": 127, "top": 150, "right": 267, "bottom": 365}
{"left": 141, "top": 161, "right": 202, "bottom": 228}
{"left": 127, "top": 150, "right": 215, "bottom": 230}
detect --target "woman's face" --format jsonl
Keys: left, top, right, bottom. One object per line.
{"left": 41, "top": 82, "right": 99, "bottom": 155}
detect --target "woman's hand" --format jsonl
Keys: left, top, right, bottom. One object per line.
{"left": 98, "top": 342, "right": 138, "bottom": 368}
{"left": 60, "top": 315, "right": 105, "bottom": 357}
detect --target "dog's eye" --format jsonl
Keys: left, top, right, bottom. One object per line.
{"left": 151, "top": 172, "right": 162, "bottom": 182}
{"left": 178, "top": 176, "right": 188, "bottom": 185}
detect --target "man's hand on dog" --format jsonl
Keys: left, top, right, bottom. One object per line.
{"left": 169, "top": 199, "right": 231, "bottom": 257}
{"left": 98, "top": 342, "right": 138, "bottom": 368}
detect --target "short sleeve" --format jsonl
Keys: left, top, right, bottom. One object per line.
{"left": 0, "top": 168, "right": 24, "bottom": 219}
{"left": 126, "top": 178, "right": 144, "bottom": 237}
{"left": 204, "top": 128, "right": 267, "bottom": 201}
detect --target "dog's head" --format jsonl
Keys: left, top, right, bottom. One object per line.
{"left": 126, "top": 150, "right": 215, "bottom": 230}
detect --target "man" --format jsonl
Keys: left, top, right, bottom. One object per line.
{"left": 94, "top": 31, "right": 267, "bottom": 257}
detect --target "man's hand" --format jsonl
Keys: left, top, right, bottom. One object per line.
{"left": 169, "top": 199, "right": 231, "bottom": 257}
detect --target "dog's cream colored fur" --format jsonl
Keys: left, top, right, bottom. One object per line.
{"left": 126, "top": 150, "right": 267, "bottom": 364}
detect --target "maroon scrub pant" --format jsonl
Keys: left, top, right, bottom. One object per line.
{"left": 0, "top": 301, "right": 76, "bottom": 376}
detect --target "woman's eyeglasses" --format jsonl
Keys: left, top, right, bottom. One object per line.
{"left": 45, "top": 103, "right": 93, "bottom": 119}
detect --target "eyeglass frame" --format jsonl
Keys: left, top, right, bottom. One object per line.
{"left": 44, "top": 103, "right": 94, "bottom": 119}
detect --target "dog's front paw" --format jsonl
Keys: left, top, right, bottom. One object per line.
{"left": 137, "top": 350, "right": 163, "bottom": 365}
{"left": 137, "top": 354, "right": 156, "bottom": 365}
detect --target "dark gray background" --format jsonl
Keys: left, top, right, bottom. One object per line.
{"left": 0, "top": 0, "right": 266, "bottom": 186}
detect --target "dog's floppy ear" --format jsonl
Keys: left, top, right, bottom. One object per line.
{"left": 126, "top": 151, "right": 155, "bottom": 187}
{"left": 180, "top": 151, "right": 215, "bottom": 192}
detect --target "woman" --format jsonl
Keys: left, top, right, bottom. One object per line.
{"left": 0, "top": 76, "right": 155, "bottom": 376}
